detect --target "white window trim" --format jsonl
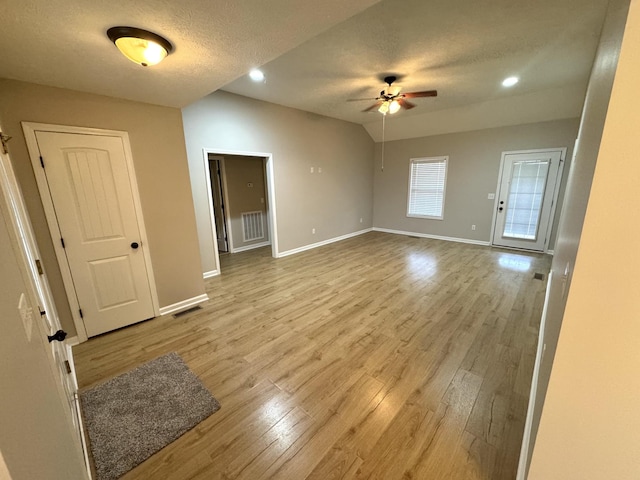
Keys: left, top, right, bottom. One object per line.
{"left": 406, "top": 156, "right": 448, "bottom": 220}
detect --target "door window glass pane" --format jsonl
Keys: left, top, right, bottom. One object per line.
{"left": 503, "top": 160, "right": 550, "bottom": 239}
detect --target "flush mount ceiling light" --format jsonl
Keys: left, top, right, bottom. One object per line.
{"left": 502, "top": 76, "right": 519, "bottom": 87}
{"left": 249, "top": 69, "right": 265, "bottom": 82}
{"left": 107, "top": 26, "right": 173, "bottom": 67}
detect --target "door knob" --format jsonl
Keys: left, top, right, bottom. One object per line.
{"left": 48, "top": 330, "right": 67, "bottom": 343}
{"left": 131, "top": 242, "right": 139, "bottom": 249}
{"left": 498, "top": 207, "right": 504, "bottom": 212}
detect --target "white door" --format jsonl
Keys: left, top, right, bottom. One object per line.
{"left": 492, "top": 149, "right": 564, "bottom": 251}
{"left": 0, "top": 138, "right": 89, "bottom": 477}
{"left": 209, "top": 159, "right": 229, "bottom": 253}
{"left": 34, "top": 131, "right": 155, "bottom": 337}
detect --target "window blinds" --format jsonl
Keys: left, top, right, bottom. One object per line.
{"left": 407, "top": 157, "right": 447, "bottom": 219}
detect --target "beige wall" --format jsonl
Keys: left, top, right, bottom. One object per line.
{"left": 221, "top": 155, "right": 270, "bottom": 250}
{"left": 529, "top": 0, "right": 638, "bottom": 478}
{"left": 372, "top": 118, "right": 580, "bottom": 247}
{"left": 523, "top": 0, "right": 630, "bottom": 475}
{"left": 182, "top": 90, "right": 374, "bottom": 273}
{"left": 0, "top": 79, "right": 205, "bottom": 336}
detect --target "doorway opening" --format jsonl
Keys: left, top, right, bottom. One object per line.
{"left": 203, "top": 148, "right": 278, "bottom": 276}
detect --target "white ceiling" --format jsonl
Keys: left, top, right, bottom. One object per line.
{"left": 3, "top": 0, "right": 609, "bottom": 141}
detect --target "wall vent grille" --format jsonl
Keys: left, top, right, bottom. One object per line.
{"left": 242, "top": 211, "right": 264, "bottom": 242}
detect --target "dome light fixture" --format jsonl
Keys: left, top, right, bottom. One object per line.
{"left": 107, "top": 26, "right": 173, "bottom": 67}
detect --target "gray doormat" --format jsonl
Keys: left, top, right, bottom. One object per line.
{"left": 80, "top": 352, "right": 220, "bottom": 480}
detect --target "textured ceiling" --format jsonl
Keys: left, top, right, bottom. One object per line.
{"left": 2, "top": 0, "right": 609, "bottom": 140}
{"left": 223, "top": 0, "right": 610, "bottom": 139}
{"left": 1, "top": 0, "right": 381, "bottom": 107}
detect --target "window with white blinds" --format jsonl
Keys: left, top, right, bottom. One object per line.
{"left": 407, "top": 156, "right": 448, "bottom": 219}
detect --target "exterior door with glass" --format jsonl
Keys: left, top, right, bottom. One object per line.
{"left": 492, "top": 149, "right": 565, "bottom": 252}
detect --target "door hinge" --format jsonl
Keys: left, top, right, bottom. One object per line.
{"left": 64, "top": 360, "right": 72, "bottom": 374}
{"left": 79, "top": 308, "right": 83, "bottom": 319}
{"left": 60, "top": 238, "right": 65, "bottom": 248}
{"left": 35, "top": 259, "right": 44, "bottom": 275}
{"left": 39, "top": 309, "right": 46, "bottom": 316}
{"left": 40, "top": 155, "right": 45, "bottom": 168}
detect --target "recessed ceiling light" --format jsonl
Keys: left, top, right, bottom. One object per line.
{"left": 249, "top": 69, "right": 265, "bottom": 82}
{"left": 502, "top": 76, "right": 519, "bottom": 87}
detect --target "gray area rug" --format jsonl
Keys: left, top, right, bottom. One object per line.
{"left": 80, "top": 352, "right": 220, "bottom": 480}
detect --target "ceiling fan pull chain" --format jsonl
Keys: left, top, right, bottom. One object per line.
{"left": 381, "top": 113, "right": 386, "bottom": 171}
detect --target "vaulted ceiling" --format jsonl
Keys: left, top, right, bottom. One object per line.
{"left": 3, "top": 0, "right": 609, "bottom": 141}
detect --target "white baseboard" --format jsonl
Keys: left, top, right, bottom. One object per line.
{"left": 372, "top": 227, "right": 491, "bottom": 246}
{"left": 159, "top": 293, "right": 209, "bottom": 316}
{"left": 66, "top": 335, "right": 80, "bottom": 346}
{"left": 277, "top": 228, "right": 373, "bottom": 258}
{"left": 516, "top": 271, "right": 553, "bottom": 480}
{"left": 203, "top": 269, "right": 219, "bottom": 279}
{"left": 232, "top": 241, "right": 271, "bottom": 253}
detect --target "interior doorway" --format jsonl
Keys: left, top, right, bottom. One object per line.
{"left": 491, "top": 148, "right": 566, "bottom": 252}
{"left": 203, "top": 148, "right": 278, "bottom": 275}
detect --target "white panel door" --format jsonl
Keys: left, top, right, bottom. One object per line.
{"left": 1, "top": 139, "right": 89, "bottom": 476}
{"left": 492, "top": 150, "right": 563, "bottom": 252}
{"left": 35, "top": 131, "right": 155, "bottom": 336}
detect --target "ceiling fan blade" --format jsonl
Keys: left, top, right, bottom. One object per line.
{"left": 399, "top": 98, "right": 416, "bottom": 110}
{"left": 403, "top": 90, "right": 438, "bottom": 99}
{"left": 362, "top": 102, "right": 382, "bottom": 112}
{"left": 347, "top": 98, "right": 378, "bottom": 102}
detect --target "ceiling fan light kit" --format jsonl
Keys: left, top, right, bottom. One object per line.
{"left": 107, "top": 26, "right": 173, "bottom": 67}
{"left": 357, "top": 75, "right": 438, "bottom": 115}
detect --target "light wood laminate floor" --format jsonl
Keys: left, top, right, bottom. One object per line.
{"left": 74, "top": 232, "right": 550, "bottom": 480}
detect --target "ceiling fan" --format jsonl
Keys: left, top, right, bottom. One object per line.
{"left": 358, "top": 75, "right": 437, "bottom": 114}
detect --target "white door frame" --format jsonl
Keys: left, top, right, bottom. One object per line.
{"left": 22, "top": 122, "right": 160, "bottom": 343}
{"left": 490, "top": 148, "right": 566, "bottom": 253}
{"left": 201, "top": 147, "right": 278, "bottom": 277}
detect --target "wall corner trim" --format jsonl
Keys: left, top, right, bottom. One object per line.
{"left": 159, "top": 294, "right": 209, "bottom": 316}
{"left": 372, "top": 227, "right": 491, "bottom": 246}
{"left": 277, "top": 228, "right": 373, "bottom": 258}
{"left": 203, "top": 270, "right": 220, "bottom": 279}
